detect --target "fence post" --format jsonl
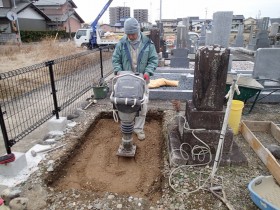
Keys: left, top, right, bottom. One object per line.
{"left": 46, "top": 60, "right": 60, "bottom": 119}
{"left": 0, "top": 105, "right": 12, "bottom": 154}
{"left": 99, "top": 47, "right": 104, "bottom": 79}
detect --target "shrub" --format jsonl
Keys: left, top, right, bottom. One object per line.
{"left": 20, "top": 31, "right": 75, "bottom": 42}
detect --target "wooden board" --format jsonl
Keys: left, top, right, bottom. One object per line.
{"left": 241, "top": 120, "right": 280, "bottom": 185}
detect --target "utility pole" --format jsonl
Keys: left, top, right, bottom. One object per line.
{"left": 67, "top": 0, "right": 72, "bottom": 39}
{"left": 12, "top": 0, "right": 21, "bottom": 45}
{"left": 159, "top": 0, "right": 162, "bottom": 39}
{"left": 56, "top": 18, "right": 58, "bottom": 30}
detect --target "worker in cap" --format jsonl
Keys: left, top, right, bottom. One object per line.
{"left": 112, "top": 17, "right": 158, "bottom": 140}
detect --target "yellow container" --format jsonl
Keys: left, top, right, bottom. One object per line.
{"left": 228, "top": 100, "right": 244, "bottom": 135}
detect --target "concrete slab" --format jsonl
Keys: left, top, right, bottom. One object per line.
{"left": 0, "top": 152, "right": 27, "bottom": 177}
{"left": 149, "top": 89, "right": 193, "bottom": 100}
{"left": 0, "top": 185, "right": 8, "bottom": 193}
{"left": 47, "top": 116, "right": 67, "bottom": 132}
{"left": 170, "top": 57, "right": 189, "bottom": 68}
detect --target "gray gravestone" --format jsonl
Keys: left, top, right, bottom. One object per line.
{"left": 199, "top": 24, "right": 206, "bottom": 46}
{"left": 253, "top": 48, "right": 280, "bottom": 81}
{"left": 212, "top": 11, "right": 233, "bottom": 47}
{"left": 258, "top": 17, "right": 270, "bottom": 31}
{"left": 232, "top": 24, "right": 244, "bottom": 47}
{"left": 206, "top": 31, "right": 213, "bottom": 45}
{"left": 182, "top": 18, "right": 194, "bottom": 52}
{"left": 248, "top": 17, "right": 270, "bottom": 50}
{"left": 255, "top": 31, "right": 270, "bottom": 49}
{"left": 176, "top": 24, "right": 187, "bottom": 49}
{"left": 170, "top": 24, "right": 189, "bottom": 68}
{"left": 247, "top": 24, "right": 258, "bottom": 50}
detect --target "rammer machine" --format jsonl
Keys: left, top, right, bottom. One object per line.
{"left": 110, "top": 71, "right": 146, "bottom": 157}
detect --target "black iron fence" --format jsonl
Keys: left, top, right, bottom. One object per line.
{"left": 0, "top": 46, "right": 113, "bottom": 154}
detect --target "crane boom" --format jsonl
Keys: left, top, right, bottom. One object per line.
{"left": 90, "top": 0, "right": 113, "bottom": 48}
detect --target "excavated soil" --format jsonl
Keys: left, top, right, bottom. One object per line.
{"left": 50, "top": 114, "right": 164, "bottom": 202}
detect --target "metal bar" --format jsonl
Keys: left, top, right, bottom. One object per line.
{"left": 99, "top": 47, "right": 104, "bottom": 79}
{"left": 0, "top": 105, "right": 11, "bottom": 154}
{"left": 248, "top": 90, "right": 261, "bottom": 114}
{"left": 256, "top": 89, "right": 280, "bottom": 102}
{"left": 46, "top": 60, "right": 60, "bottom": 119}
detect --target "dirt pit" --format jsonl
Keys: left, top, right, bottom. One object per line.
{"left": 50, "top": 113, "right": 164, "bottom": 202}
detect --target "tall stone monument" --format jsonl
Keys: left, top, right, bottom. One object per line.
{"left": 205, "top": 31, "right": 213, "bottom": 46}
{"left": 199, "top": 24, "right": 206, "bottom": 46}
{"left": 183, "top": 45, "right": 236, "bottom": 165}
{"left": 212, "top": 11, "right": 233, "bottom": 47}
{"left": 170, "top": 24, "right": 189, "bottom": 68}
{"left": 192, "top": 46, "right": 229, "bottom": 111}
{"left": 232, "top": 24, "right": 244, "bottom": 47}
{"left": 248, "top": 17, "right": 270, "bottom": 50}
{"left": 255, "top": 17, "right": 270, "bottom": 49}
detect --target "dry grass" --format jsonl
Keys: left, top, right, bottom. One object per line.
{"left": 0, "top": 38, "right": 86, "bottom": 73}
{"left": 0, "top": 39, "right": 114, "bottom": 100}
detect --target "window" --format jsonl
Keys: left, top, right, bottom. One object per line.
{"left": 0, "top": 0, "right": 3, "bottom": 7}
{"left": 75, "top": 30, "right": 87, "bottom": 39}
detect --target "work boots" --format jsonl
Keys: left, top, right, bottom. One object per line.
{"left": 134, "top": 130, "right": 145, "bottom": 140}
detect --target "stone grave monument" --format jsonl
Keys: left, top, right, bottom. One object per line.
{"left": 205, "top": 31, "right": 213, "bottom": 46}
{"left": 255, "top": 17, "right": 270, "bottom": 49}
{"left": 232, "top": 24, "right": 244, "bottom": 47}
{"left": 253, "top": 48, "right": 280, "bottom": 83}
{"left": 182, "top": 46, "right": 246, "bottom": 165}
{"left": 170, "top": 24, "right": 189, "bottom": 68}
{"left": 199, "top": 24, "right": 206, "bottom": 46}
{"left": 212, "top": 11, "right": 233, "bottom": 47}
{"left": 182, "top": 17, "right": 195, "bottom": 53}
{"left": 248, "top": 17, "right": 270, "bottom": 50}
{"left": 247, "top": 24, "right": 257, "bottom": 50}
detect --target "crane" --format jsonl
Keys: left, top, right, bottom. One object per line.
{"left": 90, "top": 0, "right": 113, "bottom": 48}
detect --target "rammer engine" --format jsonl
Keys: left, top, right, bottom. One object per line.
{"left": 110, "top": 72, "right": 146, "bottom": 157}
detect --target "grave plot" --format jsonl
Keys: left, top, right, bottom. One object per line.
{"left": 46, "top": 112, "right": 164, "bottom": 203}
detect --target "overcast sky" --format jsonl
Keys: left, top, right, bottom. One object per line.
{"left": 75, "top": 0, "right": 280, "bottom": 24}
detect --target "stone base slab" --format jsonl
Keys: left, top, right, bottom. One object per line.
{"left": 185, "top": 100, "right": 225, "bottom": 130}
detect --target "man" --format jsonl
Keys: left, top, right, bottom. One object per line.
{"left": 112, "top": 17, "right": 158, "bottom": 140}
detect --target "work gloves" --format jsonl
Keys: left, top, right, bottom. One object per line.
{"left": 143, "top": 73, "right": 150, "bottom": 84}
{"left": 143, "top": 73, "right": 150, "bottom": 81}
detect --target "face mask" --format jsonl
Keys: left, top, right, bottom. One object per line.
{"left": 128, "top": 32, "right": 141, "bottom": 44}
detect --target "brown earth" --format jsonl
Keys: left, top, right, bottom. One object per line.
{"left": 50, "top": 115, "right": 164, "bottom": 203}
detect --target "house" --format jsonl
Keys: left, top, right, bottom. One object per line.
{"left": 155, "top": 19, "right": 181, "bottom": 35}
{"left": 0, "top": 0, "right": 50, "bottom": 42}
{"left": 34, "top": 0, "right": 84, "bottom": 32}
{"left": 232, "top": 15, "right": 245, "bottom": 32}
{"left": 244, "top": 17, "right": 257, "bottom": 32}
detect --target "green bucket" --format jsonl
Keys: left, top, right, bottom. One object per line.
{"left": 92, "top": 86, "right": 109, "bottom": 99}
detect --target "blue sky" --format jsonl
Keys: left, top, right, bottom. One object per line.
{"left": 75, "top": 0, "right": 280, "bottom": 24}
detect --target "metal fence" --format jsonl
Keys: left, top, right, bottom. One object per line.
{"left": 0, "top": 46, "right": 113, "bottom": 154}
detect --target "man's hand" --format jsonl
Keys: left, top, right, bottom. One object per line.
{"left": 143, "top": 73, "right": 150, "bottom": 81}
